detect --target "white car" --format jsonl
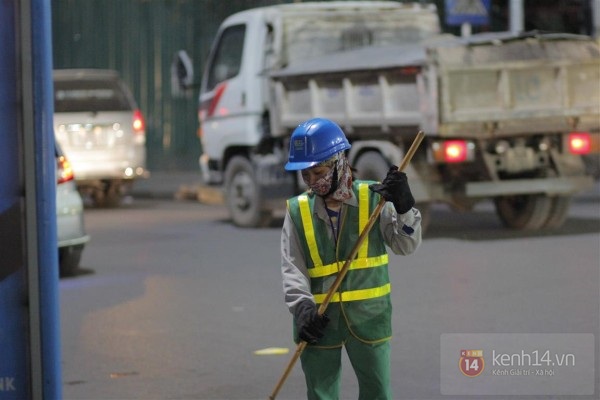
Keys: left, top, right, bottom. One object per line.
{"left": 56, "top": 141, "right": 89, "bottom": 276}
{"left": 53, "top": 69, "right": 147, "bottom": 207}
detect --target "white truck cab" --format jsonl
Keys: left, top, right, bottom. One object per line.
{"left": 198, "top": 2, "right": 441, "bottom": 227}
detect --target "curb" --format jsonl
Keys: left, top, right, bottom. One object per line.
{"left": 174, "top": 184, "right": 224, "bottom": 205}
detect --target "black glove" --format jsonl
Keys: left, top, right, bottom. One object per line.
{"left": 369, "top": 166, "right": 415, "bottom": 214}
{"left": 293, "top": 299, "right": 329, "bottom": 344}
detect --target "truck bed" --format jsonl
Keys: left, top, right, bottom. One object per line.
{"left": 270, "top": 32, "right": 600, "bottom": 139}
{"left": 433, "top": 33, "right": 600, "bottom": 137}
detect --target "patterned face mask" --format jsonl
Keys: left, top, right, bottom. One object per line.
{"left": 307, "top": 167, "right": 335, "bottom": 196}
{"left": 303, "top": 152, "right": 353, "bottom": 201}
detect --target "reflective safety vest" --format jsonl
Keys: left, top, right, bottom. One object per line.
{"left": 287, "top": 181, "right": 392, "bottom": 344}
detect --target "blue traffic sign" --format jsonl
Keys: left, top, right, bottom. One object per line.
{"left": 445, "top": 0, "right": 491, "bottom": 26}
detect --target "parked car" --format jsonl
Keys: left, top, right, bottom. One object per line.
{"left": 56, "top": 140, "right": 89, "bottom": 276}
{"left": 53, "top": 69, "right": 148, "bottom": 207}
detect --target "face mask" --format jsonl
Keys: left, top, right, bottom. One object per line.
{"left": 305, "top": 167, "right": 335, "bottom": 196}
{"left": 304, "top": 153, "right": 352, "bottom": 202}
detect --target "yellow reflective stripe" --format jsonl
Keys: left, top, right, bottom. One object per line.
{"left": 350, "top": 254, "right": 388, "bottom": 270}
{"left": 298, "top": 195, "right": 323, "bottom": 267}
{"left": 313, "top": 283, "right": 391, "bottom": 304}
{"left": 358, "top": 183, "right": 369, "bottom": 259}
{"left": 307, "top": 254, "right": 389, "bottom": 278}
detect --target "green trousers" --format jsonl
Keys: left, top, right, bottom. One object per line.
{"left": 300, "top": 335, "right": 391, "bottom": 400}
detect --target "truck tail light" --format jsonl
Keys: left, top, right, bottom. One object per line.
{"left": 567, "top": 132, "right": 591, "bottom": 155}
{"left": 431, "top": 139, "right": 475, "bottom": 163}
{"left": 57, "top": 155, "right": 74, "bottom": 184}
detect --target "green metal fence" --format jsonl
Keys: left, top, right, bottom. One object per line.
{"left": 51, "top": 0, "right": 293, "bottom": 171}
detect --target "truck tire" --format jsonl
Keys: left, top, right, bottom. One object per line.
{"left": 103, "top": 181, "right": 123, "bottom": 208}
{"left": 542, "top": 196, "right": 571, "bottom": 229}
{"left": 93, "top": 181, "right": 122, "bottom": 208}
{"left": 224, "top": 156, "right": 272, "bottom": 228}
{"left": 354, "top": 151, "right": 430, "bottom": 232}
{"left": 494, "top": 194, "right": 552, "bottom": 230}
{"left": 354, "top": 151, "right": 390, "bottom": 182}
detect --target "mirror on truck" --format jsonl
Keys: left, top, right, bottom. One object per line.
{"left": 170, "top": 50, "right": 194, "bottom": 98}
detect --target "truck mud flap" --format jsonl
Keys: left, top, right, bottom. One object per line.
{"left": 465, "top": 176, "right": 593, "bottom": 197}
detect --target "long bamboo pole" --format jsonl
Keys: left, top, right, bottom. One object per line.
{"left": 268, "top": 131, "right": 425, "bottom": 400}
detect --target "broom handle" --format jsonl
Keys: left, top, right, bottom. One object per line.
{"left": 269, "top": 131, "right": 425, "bottom": 400}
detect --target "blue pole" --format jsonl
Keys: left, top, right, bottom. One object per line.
{"left": 0, "top": 1, "right": 29, "bottom": 398}
{"left": 0, "top": 0, "right": 61, "bottom": 398}
{"left": 28, "top": 0, "right": 63, "bottom": 398}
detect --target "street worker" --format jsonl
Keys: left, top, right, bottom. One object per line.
{"left": 280, "top": 117, "right": 422, "bottom": 399}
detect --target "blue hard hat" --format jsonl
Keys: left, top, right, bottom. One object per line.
{"left": 285, "top": 118, "right": 351, "bottom": 171}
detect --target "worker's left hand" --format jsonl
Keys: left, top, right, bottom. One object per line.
{"left": 369, "top": 166, "right": 415, "bottom": 214}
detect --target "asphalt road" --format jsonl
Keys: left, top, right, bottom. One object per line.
{"left": 60, "top": 192, "right": 600, "bottom": 400}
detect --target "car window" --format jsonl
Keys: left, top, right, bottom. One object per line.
{"left": 54, "top": 79, "right": 132, "bottom": 112}
{"left": 206, "top": 24, "right": 245, "bottom": 91}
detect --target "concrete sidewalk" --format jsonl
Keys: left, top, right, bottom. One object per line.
{"left": 130, "top": 170, "right": 224, "bottom": 204}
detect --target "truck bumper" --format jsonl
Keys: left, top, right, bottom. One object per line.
{"left": 199, "top": 153, "right": 222, "bottom": 184}
{"left": 465, "top": 176, "right": 594, "bottom": 197}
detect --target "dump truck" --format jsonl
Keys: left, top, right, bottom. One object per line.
{"left": 185, "top": 1, "right": 599, "bottom": 230}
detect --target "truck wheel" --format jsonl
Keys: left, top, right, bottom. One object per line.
{"left": 354, "top": 151, "right": 389, "bottom": 182}
{"left": 103, "top": 182, "right": 123, "bottom": 208}
{"left": 542, "top": 196, "right": 571, "bottom": 229}
{"left": 93, "top": 181, "right": 122, "bottom": 208}
{"left": 224, "top": 156, "right": 272, "bottom": 228}
{"left": 354, "top": 151, "right": 430, "bottom": 232}
{"left": 494, "top": 194, "right": 552, "bottom": 230}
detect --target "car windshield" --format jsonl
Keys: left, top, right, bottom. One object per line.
{"left": 54, "top": 79, "right": 131, "bottom": 112}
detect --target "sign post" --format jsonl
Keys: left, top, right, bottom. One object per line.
{"left": 445, "top": 0, "right": 492, "bottom": 37}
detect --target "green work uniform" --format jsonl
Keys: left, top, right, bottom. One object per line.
{"left": 287, "top": 181, "right": 393, "bottom": 399}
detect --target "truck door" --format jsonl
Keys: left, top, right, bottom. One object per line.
{"left": 199, "top": 24, "right": 247, "bottom": 162}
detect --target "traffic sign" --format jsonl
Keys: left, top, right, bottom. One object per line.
{"left": 445, "top": 0, "right": 491, "bottom": 26}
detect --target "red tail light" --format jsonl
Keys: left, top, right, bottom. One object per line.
{"left": 568, "top": 132, "right": 591, "bottom": 155}
{"left": 57, "top": 155, "right": 74, "bottom": 184}
{"left": 133, "top": 109, "right": 145, "bottom": 133}
{"left": 431, "top": 139, "right": 474, "bottom": 163}
{"left": 443, "top": 140, "right": 469, "bottom": 163}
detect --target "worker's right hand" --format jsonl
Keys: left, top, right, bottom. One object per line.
{"left": 293, "top": 299, "right": 330, "bottom": 344}
{"left": 369, "top": 166, "right": 415, "bottom": 214}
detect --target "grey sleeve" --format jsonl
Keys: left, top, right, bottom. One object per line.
{"left": 281, "top": 210, "right": 313, "bottom": 314}
{"left": 379, "top": 203, "right": 422, "bottom": 255}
